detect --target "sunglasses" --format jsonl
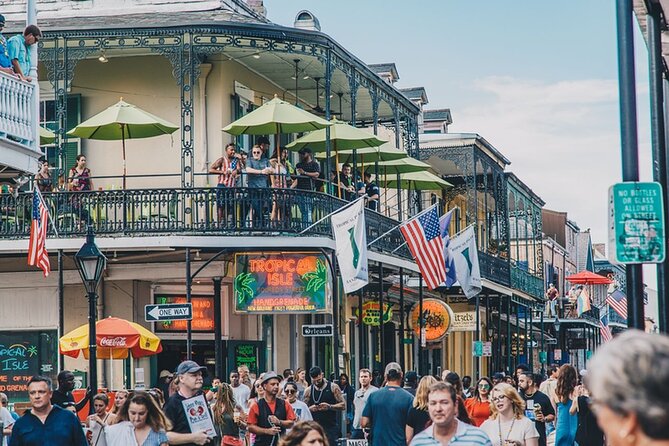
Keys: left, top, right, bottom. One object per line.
{"left": 478, "top": 383, "right": 490, "bottom": 389}
{"left": 252, "top": 151, "right": 261, "bottom": 155}
{"left": 285, "top": 389, "right": 296, "bottom": 394}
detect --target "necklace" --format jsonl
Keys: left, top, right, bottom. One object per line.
{"left": 311, "top": 380, "right": 327, "bottom": 404}
{"left": 497, "top": 417, "right": 516, "bottom": 446}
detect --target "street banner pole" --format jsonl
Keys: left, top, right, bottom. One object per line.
{"left": 615, "top": 0, "right": 645, "bottom": 329}
{"left": 647, "top": 3, "right": 669, "bottom": 333}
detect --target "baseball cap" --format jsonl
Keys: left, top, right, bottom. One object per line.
{"left": 404, "top": 370, "right": 418, "bottom": 383}
{"left": 492, "top": 372, "right": 505, "bottom": 380}
{"left": 257, "top": 136, "right": 270, "bottom": 145}
{"left": 298, "top": 147, "right": 312, "bottom": 155}
{"left": 261, "top": 371, "right": 280, "bottom": 385}
{"left": 384, "top": 362, "right": 402, "bottom": 376}
{"left": 159, "top": 370, "right": 173, "bottom": 379}
{"left": 175, "top": 360, "right": 207, "bottom": 376}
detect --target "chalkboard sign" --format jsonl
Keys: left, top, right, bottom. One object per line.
{"left": 234, "top": 344, "right": 258, "bottom": 375}
{"left": 0, "top": 330, "right": 58, "bottom": 402}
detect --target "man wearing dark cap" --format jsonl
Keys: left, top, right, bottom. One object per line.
{"left": 403, "top": 371, "right": 418, "bottom": 396}
{"left": 304, "top": 366, "right": 345, "bottom": 446}
{"left": 295, "top": 147, "right": 320, "bottom": 224}
{"left": 247, "top": 371, "right": 296, "bottom": 446}
{"left": 163, "top": 360, "right": 214, "bottom": 446}
{"left": 362, "top": 362, "right": 414, "bottom": 446}
{"left": 0, "top": 15, "right": 14, "bottom": 75}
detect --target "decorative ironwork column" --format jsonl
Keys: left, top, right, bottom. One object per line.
{"left": 324, "top": 49, "right": 333, "bottom": 194}
{"left": 180, "top": 32, "right": 196, "bottom": 188}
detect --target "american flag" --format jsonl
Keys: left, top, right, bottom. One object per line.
{"left": 599, "top": 312, "right": 613, "bottom": 342}
{"left": 28, "top": 190, "right": 50, "bottom": 277}
{"left": 439, "top": 209, "right": 457, "bottom": 288}
{"left": 400, "top": 205, "right": 446, "bottom": 290}
{"left": 606, "top": 289, "right": 627, "bottom": 320}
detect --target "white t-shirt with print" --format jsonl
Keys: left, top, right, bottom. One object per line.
{"left": 480, "top": 416, "right": 539, "bottom": 446}
{"left": 0, "top": 407, "right": 15, "bottom": 446}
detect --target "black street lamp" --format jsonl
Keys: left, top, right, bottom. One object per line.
{"left": 74, "top": 226, "right": 106, "bottom": 413}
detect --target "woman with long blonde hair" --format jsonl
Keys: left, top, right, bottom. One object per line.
{"left": 405, "top": 375, "right": 437, "bottom": 443}
{"left": 480, "top": 383, "right": 539, "bottom": 446}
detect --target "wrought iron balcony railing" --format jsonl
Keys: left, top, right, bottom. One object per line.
{"left": 0, "top": 188, "right": 411, "bottom": 259}
{"left": 510, "top": 265, "right": 543, "bottom": 299}
{"left": 479, "top": 251, "right": 511, "bottom": 287}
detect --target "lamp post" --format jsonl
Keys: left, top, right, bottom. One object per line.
{"left": 553, "top": 316, "right": 561, "bottom": 363}
{"left": 74, "top": 226, "right": 107, "bottom": 413}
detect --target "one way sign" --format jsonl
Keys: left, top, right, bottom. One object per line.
{"left": 145, "top": 303, "right": 193, "bottom": 322}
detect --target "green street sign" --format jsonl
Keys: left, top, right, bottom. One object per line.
{"left": 539, "top": 351, "right": 547, "bottom": 364}
{"left": 609, "top": 182, "right": 665, "bottom": 264}
{"left": 473, "top": 341, "right": 483, "bottom": 357}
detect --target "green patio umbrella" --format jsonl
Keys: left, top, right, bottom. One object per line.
{"left": 223, "top": 96, "right": 331, "bottom": 136}
{"left": 378, "top": 170, "right": 453, "bottom": 191}
{"left": 68, "top": 99, "right": 179, "bottom": 188}
{"left": 285, "top": 118, "right": 386, "bottom": 152}
{"left": 39, "top": 127, "right": 56, "bottom": 145}
{"left": 313, "top": 144, "right": 407, "bottom": 163}
{"left": 375, "top": 157, "right": 432, "bottom": 174}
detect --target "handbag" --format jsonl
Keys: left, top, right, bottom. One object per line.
{"left": 222, "top": 435, "right": 243, "bottom": 446}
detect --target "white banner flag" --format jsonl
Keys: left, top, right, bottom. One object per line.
{"left": 449, "top": 226, "right": 482, "bottom": 298}
{"left": 332, "top": 199, "right": 369, "bottom": 293}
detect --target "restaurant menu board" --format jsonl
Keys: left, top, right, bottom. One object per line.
{"left": 0, "top": 330, "right": 58, "bottom": 402}
{"left": 155, "top": 296, "right": 215, "bottom": 332}
{"left": 234, "top": 252, "right": 332, "bottom": 314}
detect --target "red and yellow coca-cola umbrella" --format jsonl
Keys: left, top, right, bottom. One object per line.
{"left": 59, "top": 316, "right": 162, "bottom": 359}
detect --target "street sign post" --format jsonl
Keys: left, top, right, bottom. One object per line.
{"left": 145, "top": 303, "right": 193, "bottom": 322}
{"left": 301, "top": 324, "right": 333, "bottom": 337}
{"left": 609, "top": 182, "right": 665, "bottom": 264}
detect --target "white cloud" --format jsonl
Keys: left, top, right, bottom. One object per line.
{"left": 449, "top": 76, "right": 652, "bottom": 247}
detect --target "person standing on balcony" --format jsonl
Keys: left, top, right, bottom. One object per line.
{"left": 7, "top": 25, "right": 41, "bottom": 83}
{"left": 257, "top": 136, "right": 271, "bottom": 160}
{"left": 294, "top": 148, "right": 320, "bottom": 226}
{"left": 35, "top": 159, "right": 52, "bottom": 193}
{"left": 68, "top": 155, "right": 93, "bottom": 225}
{"left": 269, "top": 149, "right": 290, "bottom": 225}
{"left": 245, "top": 144, "right": 271, "bottom": 228}
{"left": 210, "top": 143, "right": 240, "bottom": 226}
{"left": 338, "top": 163, "right": 355, "bottom": 201}
{"left": 0, "top": 16, "right": 16, "bottom": 76}
{"left": 363, "top": 171, "right": 380, "bottom": 211}
{"left": 545, "top": 284, "right": 558, "bottom": 318}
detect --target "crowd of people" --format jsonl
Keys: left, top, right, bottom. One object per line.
{"left": 208, "top": 140, "right": 380, "bottom": 228}
{"left": 2, "top": 330, "right": 667, "bottom": 446}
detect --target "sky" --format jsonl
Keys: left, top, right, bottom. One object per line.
{"left": 268, "top": 1, "right": 659, "bottom": 310}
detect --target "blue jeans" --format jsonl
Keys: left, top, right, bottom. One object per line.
{"left": 297, "top": 194, "right": 313, "bottom": 225}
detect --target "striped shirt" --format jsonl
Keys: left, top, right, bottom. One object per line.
{"left": 410, "top": 421, "right": 492, "bottom": 446}
{"left": 216, "top": 156, "right": 238, "bottom": 187}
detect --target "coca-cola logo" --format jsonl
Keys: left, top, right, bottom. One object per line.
{"left": 99, "top": 336, "right": 127, "bottom": 347}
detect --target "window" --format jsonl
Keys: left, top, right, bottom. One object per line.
{"left": 40, "top": 95, "right": 82, "bottom": 171}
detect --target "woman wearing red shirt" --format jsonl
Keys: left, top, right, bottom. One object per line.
{"left": 464, "top": 376, "right": 493, "bottom": 427}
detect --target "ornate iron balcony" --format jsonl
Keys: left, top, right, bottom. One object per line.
{"left": 0, "top": 187, "right": 411, "bottom": 259}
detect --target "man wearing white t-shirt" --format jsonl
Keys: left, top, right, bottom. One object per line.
{"left": 230, "top": 371, "right": 251, "bottom": 413}
{"left": 352, "top": 368, "right": 378, "bottom": 439}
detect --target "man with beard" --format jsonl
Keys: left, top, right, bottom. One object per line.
{"left": 304, "top": 366, "right": 346, "bottom": 446}
{"left": 247, "top": 372, "right": 296, "bottom": 446}
{"left": 518, "top": 372, "right": 554, "bottom": 446}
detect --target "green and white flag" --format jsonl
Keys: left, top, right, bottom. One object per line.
{"left": 331, "top": 198, "right": 368, "bottom": 293}
{"left": 449, "top": 226, "right": 482, "bottom": 298}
